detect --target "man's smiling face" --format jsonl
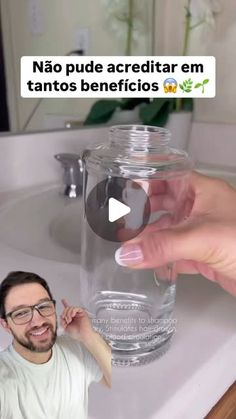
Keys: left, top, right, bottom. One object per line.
{"left": 3, "top": 283, "right": 57, "bottom": 353}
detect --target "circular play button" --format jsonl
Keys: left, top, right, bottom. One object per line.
{"left": 85, "top": 177, "right": 151, "bottom": 242}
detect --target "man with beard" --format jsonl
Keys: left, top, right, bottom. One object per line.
{"left": 0, "top": 271, "right": 111, "bottom": 419}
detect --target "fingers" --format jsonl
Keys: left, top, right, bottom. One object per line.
{"left": 117, "top": 213, "right": 173, "bottom": 242}
{"left": 61, "top": 298, "right": 69, "bottom": 308}
{"left": 60, "top": 305, "right": 85, "bottom": 327}
{"left": 115, "top": 219, "right": 213, "bottom": 269}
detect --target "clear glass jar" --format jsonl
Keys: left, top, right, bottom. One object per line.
{"left": 79, "top": 125, "right": 193, "bottom": 366}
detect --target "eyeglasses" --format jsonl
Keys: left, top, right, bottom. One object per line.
{"left": 5, "top": 300, "right": 56, "bottom": 325}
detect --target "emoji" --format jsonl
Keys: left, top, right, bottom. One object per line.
{"left": 194, "top": 79, "right": 209, "bottom": 93}
{"left": 163, "top": 78, "right": 178, "bottom": 93}
{"left": 179, "top": 79, "right": 193, "bottom": 93}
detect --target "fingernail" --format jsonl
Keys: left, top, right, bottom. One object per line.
{"left": 115, "top": 244, "right": 144, "bottom": 266}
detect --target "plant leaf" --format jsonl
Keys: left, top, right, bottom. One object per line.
{"left": 181, "top": 98, "right": 194, "bottom": 111}
{"left": 139, "top": 99, "right": 171, "bottom": 125}
{"left": 143, "top": 101, "right": 171, "bottom": 126}
{"left": 194, "top": 83, "right": 201, "bottom": 88}
{"left": 120, "top": 98, "right": 149, "bottom": 110}
{"left": 203, "top": 79, "right": 209, "bottom": 84}
{"left": 84, "top": 100, "right": 120, "bottom": 125}
{"left": 179, "top": 84, "right": 184, "bottom": 90}
{"left": 168, "top": 98, "right": 176, "bottom": 112}
{"left": 185, "top": 88, "right": 192, "bottom": 92}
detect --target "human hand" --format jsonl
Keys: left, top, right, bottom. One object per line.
{"left": 115, "top": 172, "right": 236, "bottom": 296}
{"left": 60, "top": 299, "right": 95, "bottom": 343}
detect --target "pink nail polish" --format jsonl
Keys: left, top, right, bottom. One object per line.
{"left": 115, "top": 244, "right": 144, "bottom": 266}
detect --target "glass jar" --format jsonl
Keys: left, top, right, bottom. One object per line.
{"left": 79, "top": 125, "right": 193, "bottom": 366}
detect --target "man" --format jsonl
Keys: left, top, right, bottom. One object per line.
{"left": 0, "top": 271, "right": 111, "bottom": 419}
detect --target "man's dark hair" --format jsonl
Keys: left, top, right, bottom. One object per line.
{"left": 0, "top": 271, "right": 53, "bottom": 319}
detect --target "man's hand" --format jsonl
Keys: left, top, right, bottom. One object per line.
{"left": 60, "top": 299, "right": 112, "bottom": 388}
{"left": 60, "top": 299, "right": 95, "bottom": 344}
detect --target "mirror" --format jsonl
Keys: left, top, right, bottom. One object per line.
{"left": 1, "top": 0, "right": 235, "bottom": 134}
{"left": 0, "top": 0, "right": 155, "bottom": 133}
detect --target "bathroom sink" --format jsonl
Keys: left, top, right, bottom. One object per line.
{"left": 0, "top": 167, "right": 234, "bottom": 266}
{"left": 0, "top": 185, "right": 82, "bottom": 264}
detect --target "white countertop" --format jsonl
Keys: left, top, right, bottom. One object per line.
{"left": 89, "top": 275, "right": 236, "bottom": 419}
{"left": 0, "top": 182, "right": 235, "bottom": 419}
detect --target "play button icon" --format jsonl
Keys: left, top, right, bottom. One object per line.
{"left": 108, "top": 198, "right": 131, "bottom": 222}
{"left": 85, "top": 177, "right": 151, "bottom": 242}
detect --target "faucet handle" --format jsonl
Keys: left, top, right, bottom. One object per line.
{"left": 54, "top": 153, "right": 83, "bottom": 198}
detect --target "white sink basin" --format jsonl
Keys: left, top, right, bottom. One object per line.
{"left": 0, "top": 185, "right": 82, "bottom": 264}
{"left": 0, "top": 167, "right": 235, "bottom": 265}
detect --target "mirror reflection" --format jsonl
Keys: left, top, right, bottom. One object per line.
{"left": 1, "top": 1, "right": 235, "bottom": 134}
{"left": 0, "top": 0, "right": 155, "bottom": 133}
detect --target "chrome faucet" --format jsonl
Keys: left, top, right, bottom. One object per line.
{"left": 54, "top": 153, "right": 83, "bottom": 198}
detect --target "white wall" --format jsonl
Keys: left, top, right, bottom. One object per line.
{"left": 154, "top": 0, "right": 236, "bottom": 125}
